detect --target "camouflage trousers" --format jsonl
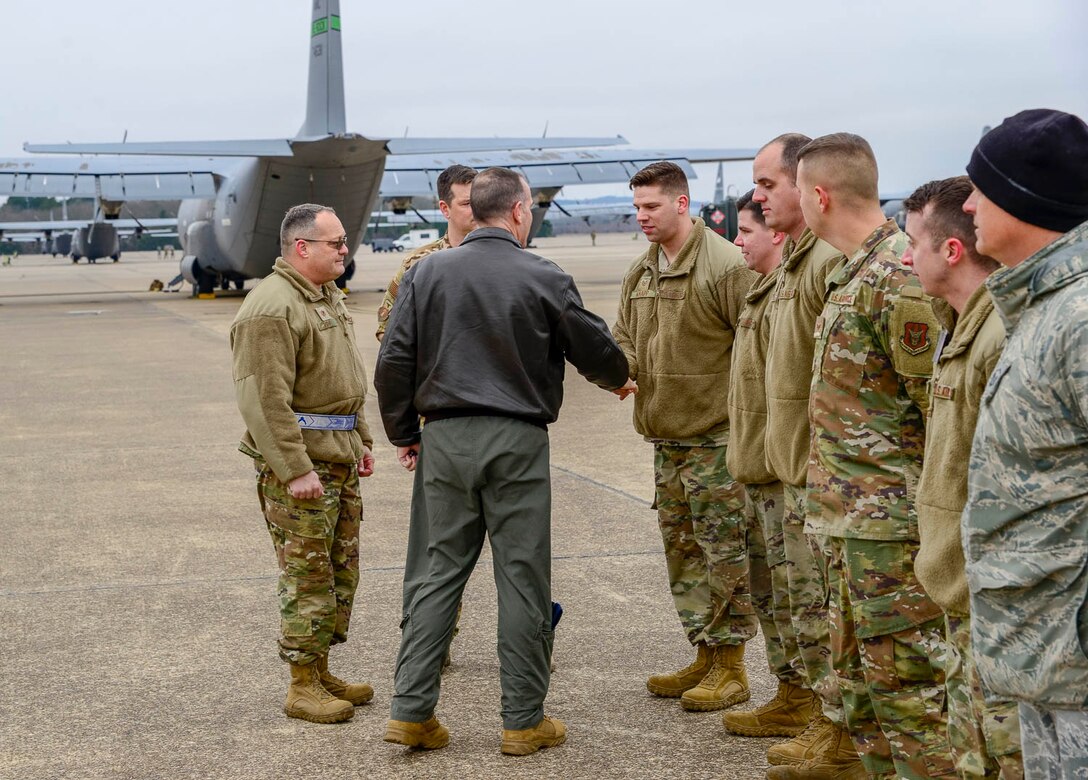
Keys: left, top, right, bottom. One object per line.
{"left": 654, "top": 444, "right": 757, "bottom": 646}
{"left": 828, "top": 536, "right": 955, "bottom": 779}
{"left": 783, "top": 484, "right": 844, "bottom": 724}
{"left": 745, "top": 482, "right": 805, "bottom": 685}
{"left": 1017, "top": 703, "right": 1088, "bottom": 780}
{"left": 255, "top": 459, "right": 362, "bottom": 666}
{"left": 944, "top": 615, "right": 1024, "bottom": 778}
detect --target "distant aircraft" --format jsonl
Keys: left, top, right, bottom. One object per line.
{"left": 0, "top": 0, "right": 757, "bottom": 297}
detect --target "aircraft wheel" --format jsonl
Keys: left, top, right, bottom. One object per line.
{"left": 71, "top": 256, "right": 79, "bottom": 264}
{"left": 111, "top": 254, "right": 120, "bottom": 262}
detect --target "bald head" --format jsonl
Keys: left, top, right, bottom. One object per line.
{"left": 796, "top": 133, "right": 880, "bottom": 206}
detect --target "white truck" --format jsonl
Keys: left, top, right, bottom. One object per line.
{"left": 392, "top": 229, "right": 440, "bottom": 252}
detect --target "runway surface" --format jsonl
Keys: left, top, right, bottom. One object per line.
{"left": 0, "top": 234, "right": 779, "bottom": 780}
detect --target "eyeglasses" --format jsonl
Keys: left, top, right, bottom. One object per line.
{"left": 296, "top": 235, "right": 349, "bottom": 250}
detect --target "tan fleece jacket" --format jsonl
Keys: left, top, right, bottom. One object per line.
{"left": 727, "top": 266, "right": 781, "bottom": 484}
{"left": 231, "top": 258, "right": 373, "bottom": 482}
{"left": 613, "top": 219, "right": 757, "bottom": 443}
{"left": 764, "top": 229, "right": 844, "bottom": 486}
{"left": 916, "top": 283, "right": 1005, "bottom": 616}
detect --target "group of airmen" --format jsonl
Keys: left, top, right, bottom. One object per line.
{"left": 229, "top": 107, "right": 1088, "bottom": 778}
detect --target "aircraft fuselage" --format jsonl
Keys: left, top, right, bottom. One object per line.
{"left": 177, "top": 136, "right": 387, "bottom": 292}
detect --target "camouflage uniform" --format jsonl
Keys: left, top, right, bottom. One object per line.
{"left": 654, "top": 443, "right": 754, "bottom": 645}
{"left": 746, "top": 483, "right": 804, "bottom": 685}
{"left": 613, "top": 220, "right": 759, "bottom": 648}
{"left": 808, "top": 220, "right": 953, "bottom": 778}
{"left": 375, "top": 235, "right": 450, "bottom": 341}
{"left": 256, "top": 458, "right": 362, "bottom": 664}
{"left": 765, "top": 229, "right": 846, "bottom": 723}
{"left": 917, "top": 288, "right": 1023, "bottom": 778}
{"left": 231, "top": 258, "right": 373, "bottom": 667}
{"left": 728, "top": 265, "right": 803, "bottom": 683}
{"left": 945, "top": 616, "right": 1024, "bottom": 779}
{"left": 965, "top": 221, "right": 1088, "bottom": 774}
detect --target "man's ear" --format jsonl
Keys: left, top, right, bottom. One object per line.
{"left": 815, "top": 185, "right": 831, "bottom": 213}
{"left": 676, "top": 194, "right": 690, "bottom": 215}
{"left": 945, "top": 236, "right": 966, "bottom": 267}
{"left": 438, "top": 201, "right": 451, "bottom": 220}
{"left": 772, "top": 231, "right": 786, "bottom": 246}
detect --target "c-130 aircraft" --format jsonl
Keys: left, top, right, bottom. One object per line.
{"left": 0, "top": 0, "right": 757, "bottom": 297}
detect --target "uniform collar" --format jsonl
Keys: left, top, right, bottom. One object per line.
{"left": 273, "top": 257, "right": 338, "bottom": 304}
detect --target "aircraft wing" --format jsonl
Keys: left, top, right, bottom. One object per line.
{"left": 24, "top": 135, "right": 629, "bottom": 158}
{"left": 0, "top": 156, "right": 219, "bottom": 200}
{"left": 380, "top": 147, "right": 759, "bottom": 197}
{"left": 0, "top": 218, "right": 177, "bottom": 233}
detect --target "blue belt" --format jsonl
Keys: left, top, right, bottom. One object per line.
{"left": 295, "top": 412, "right": 356, "bottom": 431}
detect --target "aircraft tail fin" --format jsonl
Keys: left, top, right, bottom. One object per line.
{"left": 298, "top": 0, "right": 346, "bottom": 138}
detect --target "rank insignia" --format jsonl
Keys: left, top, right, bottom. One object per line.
{"left": 900, "top": 321, "right": 931, "bottom": 355}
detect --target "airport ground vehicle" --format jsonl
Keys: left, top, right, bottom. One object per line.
{"left": 392, "top": 229, "right": 440, "bottom": 252}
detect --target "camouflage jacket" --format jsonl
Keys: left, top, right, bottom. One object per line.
{"left": 915, "top": 284, "right": 1005, "bottom": 617}
{"left": 231, "top": 258, "right": 373, "bottom": 483}
{"left": 375, "top": 234, "right": 451, "bottom": 341}
{"left": 613, "top": 219, "right": 757, "bottom": 445}
{"left": 964, "top": 220, "right": 1088, "bottom": 708}
{"left": 727, "top": 265, "right": 781, "bottom": 484}
{"left": 764, "top": 228, "right": 843, "bottom": 486}
{"left": 806, "top": 220, "right": 938, "bottom": 540}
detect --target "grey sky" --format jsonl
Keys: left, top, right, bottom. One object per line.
{"left": 2, "top": 0, "right": 1085, "bottom": 201}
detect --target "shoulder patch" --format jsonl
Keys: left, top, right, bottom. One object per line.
{"left": 899, "top": 321, "right": 932, "bottom": 355}
{"left": 889, "top": 298, "right": 938, "bottom": 377}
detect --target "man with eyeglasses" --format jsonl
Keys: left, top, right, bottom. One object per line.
{"left": 230, "top": 203, "right": 377, "bottom": 725}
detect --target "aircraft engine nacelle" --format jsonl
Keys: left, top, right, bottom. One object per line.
{"left": 180, "top": 219, "right": 216, "bottom": 286}
{"left": 77, "top": 223, "right": 121, "bottom": 261}
{"left": 51, "top": 233, "right": 73, "bottom": 256}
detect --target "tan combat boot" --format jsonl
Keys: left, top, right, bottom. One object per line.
{"left": 646, "top": 642, "right": 713, "bottom": 698}
{"left": 284, "top": 661, "right": 354, "bottom": 724}
{"left": 316, "top": 654, "right": 374, "bottom": 706}
{"left": 722, "top": 680, "right": 815, "bottom": 737}
{"left": 680, "top": 643, "right": 751, "bottom": 712}
{"left": 384, "top": 716, "right": 450, "bottom": 750}
{"left": 501, "top": 716, "right": 567, "bottom": 756}
{"left": 763, "top": 721, "right": 866, "bottom": 778}
{"left": 766, "top": 715, "right": 863, "bottom": 775}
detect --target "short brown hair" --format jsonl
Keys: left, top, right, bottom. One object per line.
{"left": 437, "top": 164, "right": 477, "bottom": 205}
{"left": 629, "top": 161, "right": 689, "bottom": 198}
{"left": 280, "top": 203, "right": 335, "bottom": 253}
{"left": 470, "top": 167, "right": 529, "bottom": 222}
{"left": 904, "top": 176, "right": 1000, "bottom": 272}
{"left": 736, "top": 189, "right": 766, "bottom": 226}
{"left": 760, "top": 133, "right": 812, "bottom": 184}
{"left": 796, "top": 133, "right": 879, "bottom": 204}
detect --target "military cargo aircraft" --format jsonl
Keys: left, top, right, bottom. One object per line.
{"left": 0, "top": 0, "right": 757, "bottom": 297}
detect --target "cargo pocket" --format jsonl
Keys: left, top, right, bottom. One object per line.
{"left": 262, "top": 493, "right": 329, "bottom": 541}
{"left": 968, "top": 544, "right": 1088, "bottom": 695}
{"left": 282, "top": 616, "right": 314, "bottom": 637}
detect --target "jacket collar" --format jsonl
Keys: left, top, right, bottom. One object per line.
{"left": 746, "top": 264, "right": 781, "bottom": 303}
{"left": 937, "top": 281, "right": 997, "bottom": 362}
{"left": 461, "top": 226, "right": 522, "bottom": 247}
{"left": 986, "top": 220, "right": 1088, "bottom": 330}
{"left": 644, "top": 218, "right": 706, "bottom": 277}
{"left": 782, "top": 227, "right": 818, "bottom": 272}
{"left": 828, "top": 219, "right": 900, "bottom": 286}
{"left": 272, "top": 257, "right": 337, "bottom": 303}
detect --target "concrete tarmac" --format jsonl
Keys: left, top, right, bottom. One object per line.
{"left": 0, "top": 235, "right": 780, "bottom": 780}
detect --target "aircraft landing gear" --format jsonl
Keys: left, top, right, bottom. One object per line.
{"left": 111, "top": 254, "right": 119, "bottom": 262}
{"left": 196, "top": 266, "right": 218, "bottom": 299}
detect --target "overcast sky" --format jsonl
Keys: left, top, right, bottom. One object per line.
{"left": 2, "top": 0, "right": 1085, "bottom": 201}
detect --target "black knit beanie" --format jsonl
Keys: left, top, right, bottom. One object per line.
{"left": 966, "top": 108, "right": 1088, "bottom": 233}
